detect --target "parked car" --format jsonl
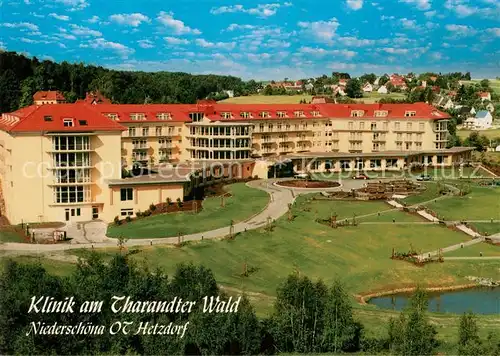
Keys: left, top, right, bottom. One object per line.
{"left": 416, "top": 174, "right": 432, "bottom": 181}
{"left": 352, "top": 174, "right": 369, "bottom": 180}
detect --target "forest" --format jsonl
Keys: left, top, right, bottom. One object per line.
{"left": 0, "top": 51, "right": 260, "bottom": 113}
{"left": 1, "top": 254, "right": 499, "bottom": 355}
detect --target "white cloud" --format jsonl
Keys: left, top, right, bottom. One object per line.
{"left": 156, "top": 11, "right": 201, "bottom": 35}
{"left": 210, "top": 3, "right": 292, "bottom": 18}
{"left": 0, "top": 41, "right": 5, "bottom": 50}
{"left": 338, "top": 36, "right": 376, "bottom": 46}
{"left": 30, "top": 12, "right": 45, "bottom": 18}
{"left": 48, "top": 13, "right": 70, "bottom": 21}
{"left": 327, "top": 62, "right": 356, "bottom": 70}
{"left": 297, "top": 18, "right": 339, "bottom": 44}
{"left": 444, "top": 0, "right": 499, "bottom": 18}
{"left": 87, "top": 16, "right": 100, "bottom": 23}
{"left": 400, "top": 18, "right": 420, "bottom": 30}
{"left": 445, "top": 24, "right": 477, "bottom": 36}
{"left": 195, "top": 38, "right": 236, "bottom": 50}
{"left": 1, "top": 22, "right": 39, "bottom": 31}
{"left": 299, "top": 46, "right": 357, "bottom": 58}
{"left": 346, "top": 0, "right": 364, "bottom": 10}
{"left": 398, "top": 0, "right": 431, "bottom": 10}
{"left": 424, "top": 10, "right": 436, "bottom": 17}
{"left": 381, "top": 47, "right": 409, "bottom": 54}
{"left": 138, "top": 39, "right": 154, "bottom": 48}
{"left": 381, "top": 15, "right": 395, "bottom": 20}
{"left": 109, "top": 13, "right": 150, "bottom": 27}
{"left": 226, "top": 24, "right": 257, "bottom": 31}
{"left": 54, "top": 0, "right": 88, "bottom": 11}
{"left": 429, "top": 52, "right": 444, "bottom": 60}
{"left": 41, "top": 55, "right": 55, "bottom": 61}
{"left": 80, "top": 38, "right": 135, "bottom": 57}
{"left": 263, "top": 39, "right": 291, "bottom": 48}
{"left": 70, "top": 24, "right": 102, "bottom": 37}
{"left": 485, "top": 27, "right": 500, "bottom": 37}
{"left": 164, "top": 36, "right": 190, "bottom": 45}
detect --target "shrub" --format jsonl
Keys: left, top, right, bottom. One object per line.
{"left": 149, "top": 203, "right": 156, "bottom": 211}
{"left": 136, "top": 211, "right": 142, "bottom": 218}
{"left": 113, "top": 216, "right": 121, "bottom": 226}
{"left": 166, "top": 197, "right": 172, "bottom": 205}
{"left": 143, "top": 210, "right": 152, "bottom": 217}
{"left": 176, "top": 198, "right": 183, "bottom": 208}
{"left": 125, "top": 216, "right": 132, "bottom": 223}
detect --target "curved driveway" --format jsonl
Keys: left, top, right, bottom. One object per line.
{"left": 0, "top": 178, "right": 367, "bottom": 253}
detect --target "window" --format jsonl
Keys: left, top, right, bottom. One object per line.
{"left": 277, "top": 111, "right": 287, "bottom": 118}
{"left": 63, "top": 118, "right": 74, "bottom": 127}
{"left": 240, "top": 112, "right": 250, "bottom": 119}
{"left": 311, "top": 111, "right": 321, "bottom": 117}
{"left": 405, "top": 111, "right": 416, "bottom": 117}
{"left": 348, "top": 121, "right": 354, "bottom": 130}
{"left": 142, "top": 127, "right": 149, "bottom": 136}
{"left": 129, "top": 127, "right": 136, "bottom": 136}
{"left": 259, "top": 111, "right": 270, "bottom": 118}
{"left": 44, "top": 115, "right": 53, "bottom": 122}
{"left": 395, "top": 122, "right": 401, "bottom": 131}
{"left": 156, "top": 113, "right": 171, "bottom": 120}
{"left": 156, "top": 126, "right": 162, "bottom": 136}
{"left": 54, "top": 186, "right": 87, "bottom": 203}
{"left": 130, "top": 113, "right": 146, "bottom": 120}
{"left": 375, "top": 110, "right": 388, "bottom": 117}
{"left": 221, "top": 112, "right": 232, "bottom": 119}
{"left": 189, "top": 112, "right": 204, "bottom": 122}
{"left": 120, "top": 188, "right": 133, "bottom": 201}
{"left": 79, "top": 120, "right": 87, "bottom": 126}
{"left": 351, "top": 110, "right": 364, "bottom": 117}
{"left": 121, "top": 209, "right": 134, "bottom": 216}
{"left": 371, "top": 123, "right": 377, "bottom": 131}
{"left": 294, "top": 111, "right": 305, "bottom": 118}
{"left": 419, "top": 122, "right": 425, "bottom": 131}
{"left": 359, "top": 122, "right": 365, "bottom": 130}
{"left": 407, "top": 122, "right": 412, "bottom": 131}
{"left": 106, "top": 113, "right": 119, "bottom": 121}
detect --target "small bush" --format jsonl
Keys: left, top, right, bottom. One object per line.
{"left": 136, "top": 211, "right": 143, "bottom": 218}
{"left": 143, "top": 210, "right": 152, "bottom": 217}
{"left": 114, "top": 216, "right": 121, "bottom": 226}
{"left": 166, "top": 197, "right": 172, "bottom": 205}
{"left": 176, "top": 198, "right": 183, "bottom": 208}
{"left": 149, "top": 203, "right": 156, "bottom": 211}
{"left": 125, "top": 216, "right": 132, "bottom": 223}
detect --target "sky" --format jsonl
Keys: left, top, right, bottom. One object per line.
{"left": 0, "top": 0, "right": 499, "bottom": 80}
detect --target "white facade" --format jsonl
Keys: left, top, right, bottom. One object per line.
{"left": 377, "top": 85, "right": 388, "bottom": 94}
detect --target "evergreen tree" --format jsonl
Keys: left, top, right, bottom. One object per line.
{"left": 345, "top": 79, "right": 363, "bottom": 98}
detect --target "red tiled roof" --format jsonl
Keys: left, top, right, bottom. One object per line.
{"left": 0, "top": 104, "right": 125, "bottom": 132}
{"left": 88, "top": 102, "right": 448, "bottom": 122}
{"left": 33, "top": 91, "right": 66, "bottom": 101}
{"left": 478, "top": 92, "right": 490, "bottom": 98}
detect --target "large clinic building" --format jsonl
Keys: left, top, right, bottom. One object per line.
{"left": 0, "top": 93, "right": 473, "bottom": 224}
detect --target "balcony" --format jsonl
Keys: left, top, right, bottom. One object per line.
{"left": 51, "top": 161, "right": 92, "bottom": 169}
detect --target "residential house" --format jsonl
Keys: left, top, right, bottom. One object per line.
{"left": 478, "top": 92, "right": 492, "bottom": 102}
{"left": 223, "top": 90, "right": 235, "bottom": 98}
{"left": 76, "top": 91, "right": 112, "bottom": 105}
{"left": 463, "top": 110, "right": 493, "bottom": 130}
{"left": 304, "top": 83, "right": 314, "bottom": 91}
{"left": 363, "top": 83, "right": 373, "bottom": 92}
{"left": 338, "top": 79, "right": 348, "bottom": 87}
{"left": 377, "top": 85, "right": 388, "bottom": 94}
{"left": 390, "top": 75, "right": 407, "bottom": 90}
{"left": 433, "top": 95, "right": 455, "bottom": 110}
{"left": 374, "top": 77, "right": 381, "bottom": 86}
{"left": 334, "top": 87, "right": 347, "bottom": 96}
{"left": 33, "top": 91, "right": 66, "bottom": 105}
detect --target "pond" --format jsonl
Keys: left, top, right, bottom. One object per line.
{"left": 369, "top": 288, "right": 500, "bottom": 315}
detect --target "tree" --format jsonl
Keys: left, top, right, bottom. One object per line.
{"left": 359, "top": 73, "right": 377, "bottom": 85}
{"left": 457, "top": 312, "right": 483, "bottom": 356}
{"left": 479, "top": 79, "right": 490, "bottom": 90}
{"left": 345, "top": 79, "right": 363, "bottom": 98}
{"left": 464, "top": 132, "right": 490, "bottom": 152}
{"left": 388, "top": 288, "right": 438, "bottom": 355}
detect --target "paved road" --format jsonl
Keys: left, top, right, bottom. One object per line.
{"left": 0, "top": 178, "right": 367, "bottom": 253}
{"left": 416, "top": 237, "right": 486, "bottom": 260}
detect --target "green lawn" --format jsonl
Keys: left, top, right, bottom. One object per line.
{"left": 402, "top": 182, "right": 443, "bottom": 205}
{"left": 462, "top": 79, "right": 500, "bottom": 95}
{"left": 469, "top": 222, "right": 500, "bottom": 236}
{"left": 0, "top": 227, "right": 28, "bottom": 243}
{"left": 107, "top": 183, "right": 269, "bottom": 239}
{"left": 424, "top": 186, "right": 500, "bottom": 221}
{"left": 443, "top": 242, "right": 500, "bottom": 257}
{"left": 458, "top": 129, "right": 500, "bottom": 140}
{"left": 0, "top": 255, "right": 76, "bottom": 276}
{"left": 358, "top": 210, "right": 425, "bottom": 223}
{"left": 102, "top": 200, "right": 476, "bottom": 298}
